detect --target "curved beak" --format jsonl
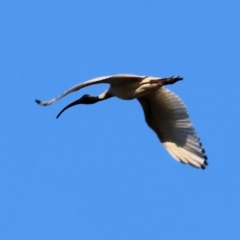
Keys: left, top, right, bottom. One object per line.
{"left": 56, "top": 98, "right": 83, "bottom": 119}
{"left": 56, "top": 94, "right": 102, "bottom": 119}
{"left": 56, "top": 92, "right": 112, "bottom": 119}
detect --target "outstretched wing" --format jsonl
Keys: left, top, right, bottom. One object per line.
{"left": 138, "top": 87, "right": 207, "bottom": 169}
{"left": 36, "top": 74, "right": 144, "bottom": 106}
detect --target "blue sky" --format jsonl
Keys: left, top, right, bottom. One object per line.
{"left": 1, "top": 1, "right": 240, "bottom": 239}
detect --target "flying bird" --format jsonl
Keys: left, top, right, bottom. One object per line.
{"left": 36, "top": 74, "right": 207, "bottom": 169}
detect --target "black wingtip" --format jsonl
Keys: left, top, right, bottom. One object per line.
{"left": 35, "top": 99, "right": 41, "bottom": 104}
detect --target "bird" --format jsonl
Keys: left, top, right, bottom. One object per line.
{"left": 36, "top": 74, "right": 207, "bottom": 169}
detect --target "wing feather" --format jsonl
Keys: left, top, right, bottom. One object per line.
{"left": 138, "top": 87, "right": 207, "bottom": 169}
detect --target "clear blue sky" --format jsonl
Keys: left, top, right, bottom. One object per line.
{"left": 1, "top": 1, "right": 240, "bottom": 239}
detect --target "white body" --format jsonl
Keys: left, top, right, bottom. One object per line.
{"left": 36, "top": 74, "right": 207, "bottom": 169}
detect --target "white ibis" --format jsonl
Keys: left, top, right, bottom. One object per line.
{"left": 36, "top": 74, "right": 207, "bottom": 169}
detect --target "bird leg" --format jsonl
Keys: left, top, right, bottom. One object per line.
{"left": 150, "top": 76, "right": 183, "bottom": 86}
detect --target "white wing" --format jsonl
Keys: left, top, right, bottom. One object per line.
{"left": 36, "top": 74, "right": 145, "bottom": 106}
{"left": 138, "top": 87, "right": 207, "bottom": 169}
